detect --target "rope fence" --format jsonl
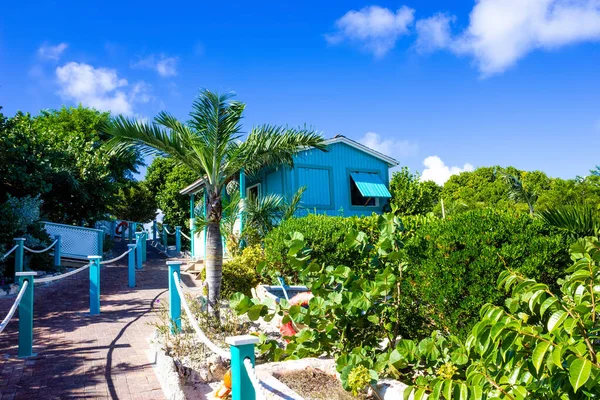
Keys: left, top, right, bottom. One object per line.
{"left": 24, "top": 239, "right": 58, "bottom": 254}
{"left": 0, "top": 245, "right": 18, "bottom": 261}
{"left": 243, "top": 358, "right": 266, "bottom": 400}
{"left": 172, "top": 271, "right": 231, "bottom": 360}
{"left": 100, "top": 246, "right": 135, "bottom": 265}
{"left": 0, "top": 281, "right": 28, "bottom": 334}
{"left": 35, "top": 264, "right": 90, "bottom": 284}
{"left": 181, "top": 231, "right": 191, "bottom": 241}
{"left": 164, "top": 227, "right": 175, "bottom": 236}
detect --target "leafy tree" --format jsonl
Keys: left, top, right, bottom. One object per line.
{"left": 105, "top": 89, "right": 326, "bottom": 309}
{"left": 144, "top": 157, "right": 197, "bottom": 229}
{"left": 109, "top": 181, "right": 157, "bottom": 223}
{"left": 389, "top": 167, "right": 441, "bottom": 215}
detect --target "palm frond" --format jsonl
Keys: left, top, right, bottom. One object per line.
{"left": 537, "top": 205, "right": 599, "bottom": 238}
{"left": 236, "top": 125, "right": 327, "bottom": 176}
{"left": 283, "top": 186, "right": 306, "bottom": 221}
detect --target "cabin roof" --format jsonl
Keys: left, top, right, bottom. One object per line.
{"left": 179, "top": 135, "right": 399, "bottom": 195}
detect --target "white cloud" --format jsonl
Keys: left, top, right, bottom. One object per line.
{"left": 38, "top": 42, "right": 68, "bottom": 60}
{"left": 326, "top": 5, "right": 415, "bottom": 57}
{"left": 415, "top": 14, "right": 455, "bottom": 53}
{"left": 55, "top": 62, "right": 151, "bottom": 115}
{"left": 415, "top": 0, "right": 600, "bottom": 76}
{"left": 359, "top": 132, "right": 418, "bottom": 160}
{"left": 132, "top": 54, "right": 178, "bottom": 77}
{"left": 420, "top": 156, "right": 474, "bottom": 185}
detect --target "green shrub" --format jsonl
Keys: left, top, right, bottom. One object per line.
{"left": 262, "top": 213, "right": 379, "bottom": 282}
{"left": 203, "top": 244, "right": 264, "bottom": 298}
{"left": 403, "top": 208, "right": 570, "bottom": 338}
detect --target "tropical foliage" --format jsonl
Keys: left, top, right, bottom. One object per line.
{"left": 109, "top": 181, "right": 157, "bottom": 223}
{"left": 389, "top": 167, "right": 441, "bottom": 216}
{"left": 105, "top": 89, "right": 326, "bottom": 308}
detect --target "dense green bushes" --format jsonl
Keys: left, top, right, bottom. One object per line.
{"left": 402, "top": 208, "right": 570, "bottom": 337}
{"left": 262, "top": 213, "right": 378, "bottom": 282}
{"left": 203, "top": 245, "right": 264, "bottom": 298}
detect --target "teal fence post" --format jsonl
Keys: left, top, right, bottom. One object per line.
{"left": 128, "top": 222, "right": 133, "bottom": 243}
{"left": 14, "top": 238, "right": 25, "bottom": 275}
{"left": 130, "top": 222, "right": 137, "bottom": 244}
{"left": 226, "top": 335, "right": 260, "bottom": 400}
{"left": 88, "top": 255, "right": 101, "bottom": 315}
{"left": 110, "top": 221, "right": 116, "bottom": 240}
{"left": 167, "top": 261, "right": 181, "bottom": 332}
{"left": 163, "top": 224, "right": 169, "bottom": 250}
{"left": 190, "top": 194, "right": 195, "bottom": 258}
{"left": 142, "top": 232, "right": 147, "bottom": 263}
{"left": 16, "top": 271, "right": 36, "bottom": 358}
{"left": 135, "top": 233, "right": 143, "bottom": 269}
{"left": 97, "top": 230, "right": 103, "bottom": 257}
{"left": 175, "top": 226, "right": 181, "bottom": 253}
{"left": 153, "top": 220, "right": 157, "bottom": 241}
{"left": 54, "top": 235, "right": 61, "bottom": 268}
{"left": 128, "top": 244, "right": 136, "bottom": 288}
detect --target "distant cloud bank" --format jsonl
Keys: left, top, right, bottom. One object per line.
{"left": 132, "top": 54, "right": 178, "bottom": 77}
{"left": 420, "top": 156, "right": 474, "bottom": 185}
{"left": 38, "top": 42, "right": 68, "bottom": 61}
{"left": 55, "top": 62, "right": 151, "bottom": 115}
{"left": 328, "top": 0, "right": 600, "bottom": 75}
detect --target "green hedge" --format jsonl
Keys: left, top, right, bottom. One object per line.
{"left": 262, "top": 213, "right": 379, "bottom": 282}
{"left": 402, "top": 208, "right": 570, "bottom": 338}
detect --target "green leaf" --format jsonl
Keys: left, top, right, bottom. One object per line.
{"left": 548, "top": 310, "right": 568, "bottom": 332}
{"left": 569, "top": 358, "right": 592, "bottom": 392}
{"left": 247, "top": 304, "right": 265, "bottom": 321}
{"left": 532, "top": 341, "right": 551, "bottom": 373}
{"left": 539, "top": 297, "right": 557, "bottom": 318}
{"left": 442, "top": 379, "right": 453, "bottom": 399}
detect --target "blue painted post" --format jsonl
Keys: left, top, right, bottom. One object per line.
{"left": 239, "top": 169, "right": 246, "bottom": 250}
{"left": 88, "top": 256, "right": 101, "bottom": 315}
{"left": 54, "top": 235, "right": 61, "bottom": 268}
{"left": 14, "top": 238, "right": 25, "bottom": 275}
{"left": 175, "top": 226, "right": 181, "bottom": 253}
{"left": 97, "top": 230, "right": 104, "bottom": 257}
{"left": 128, "top": 244, "right": 136, "bottom": 288}
{"left": 110, "top": 221, "right": 116, "bottom": 240}
{"left": 16, "top": 271, "right": 36, "bottom": 358}
{"left": 167, "top": 261, "right": 181, "bottom": 332}
{"left": 190, "top": 194, "right": 195, "bottom": 258}
{"left": 130, "top": 222, "right": 137, "bottom": 244}
{"left": 226, "top": 335, "right": 260, "bottom": 400}
{"left": 142, "top": 232, "right": 147, "bottom": 263}
{"left": 135, "top": 233, "right": 143, "bottom": 270}
{"left": 163, "top": 224, "right": 169, "bottom": 250}
{"left": 126, "top": 222, "right": 132, "bottom": 243}
{"left": 153, "top": 221, "right": 157, "bottom": 241}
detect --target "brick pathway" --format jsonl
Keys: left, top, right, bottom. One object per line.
{"left": 0, "top": 240, "right": 191, "bottom": 399}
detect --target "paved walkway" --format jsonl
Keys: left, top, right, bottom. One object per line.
{"left": 0, "top": 240, "right": 194, "bottom": 399}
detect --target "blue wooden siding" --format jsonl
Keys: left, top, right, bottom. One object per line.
{"left": 249, "top": 141, "right": 392, "bottom": 217}
{"left": 296, "top": 166, "right": 333, "bottom": 207}
{"left": 288, "top": 142, "right": 391, "bottom": 216}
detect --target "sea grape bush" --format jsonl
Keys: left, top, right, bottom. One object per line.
{"left": 402, "top": 237, "right": 600, "bottom": 399}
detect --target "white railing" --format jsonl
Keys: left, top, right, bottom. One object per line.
{"left": 0, "top": 281, "right": 29, "bottom": 334}
{"left": 173, "top": 271, "right": 231, "bottom": 360}
{"left": 0, "top": 245, "right": 18, "bottom": 261}
{"left": 44, "top": 222, "right": 103, "bottom": 259}
{"left": 35, "top": 264, "right": 91, "bottom": 284}
{"left": 24, "top": 239, "right": 58, "bottom": 254}
{"left": 243, "top": 358, "right": 266, "bottom": 400}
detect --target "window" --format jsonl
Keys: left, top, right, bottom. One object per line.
{"left": 246, "top": 183, "right": 261, "bottom": 200}
{"left": 350, "top": 175, "right": 377, "bottom": 206}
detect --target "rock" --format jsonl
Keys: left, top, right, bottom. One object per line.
{"left": 36, "top": 271, "right": 47, "bottom": 278}
{"left": 372, "top": 378, "right": 416, "bottom": 399}
{"left": 0, "top": 289, "right": 7, "bottom": 297}
{"left": 8, "top": 284, "right": 19, "bottom": 295}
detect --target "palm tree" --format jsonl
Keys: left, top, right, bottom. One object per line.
{"left": 104, "top": 90, "right": 326, "bottom": 309}
{"left": 498, "top": 171, "right": 537, "bottom": 216}
{"left": 538, "top": 205, "right": 600, "bottom": 239}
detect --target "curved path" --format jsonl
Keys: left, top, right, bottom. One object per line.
{"left": 0, "top": 240, "right": 193, "bottom": 399}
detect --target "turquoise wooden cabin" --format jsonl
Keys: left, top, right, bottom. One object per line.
{"left": 180, "top": 135, "right": 399, "bottom": 260}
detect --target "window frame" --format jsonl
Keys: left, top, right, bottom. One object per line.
{"left": 347, "top": 168, "right": 384, "bottom": 210}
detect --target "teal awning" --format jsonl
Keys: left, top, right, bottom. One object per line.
{"left": 350, "top": 172, "right": 392, "bottom": 198}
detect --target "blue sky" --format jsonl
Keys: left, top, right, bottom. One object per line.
{"left": 1, "top": 0, "right": 600, "bottom": 183}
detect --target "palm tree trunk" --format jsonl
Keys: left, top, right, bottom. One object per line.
{"left": 205, "top": 221, "right": 223, "bottom": 311}
{"left": 205, "top": 190, "right": 223, "bottom": 314}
